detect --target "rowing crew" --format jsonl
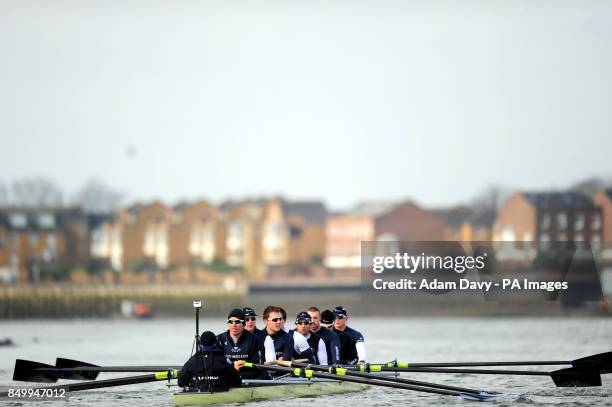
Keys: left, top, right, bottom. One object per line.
{"left": 178, "top": 305, "right": 366, "bottom": 393}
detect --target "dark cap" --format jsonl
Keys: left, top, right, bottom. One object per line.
{"left": 321, "top": 309, "right": 335, "bottom": 325}
{"left": 200, "top": 331, "right": 220, "bottom": 352}
{"left": 295, "top": 311, "right": 312, "bottom": 324}
{"left": 243, "top": 307, "right": 257, "bottom": 317}
{"left": 333, "top": 306, "right": 347, "bottom": 317}
{"left": 228, "top": 308, "right": 246, "bottom": 321}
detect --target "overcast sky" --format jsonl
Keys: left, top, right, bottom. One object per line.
{"left": 1, "top": 0, "right": 610, "bottom": 210}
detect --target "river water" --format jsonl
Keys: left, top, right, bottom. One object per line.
{"left": 0, "top": 317, "right": 610, "bottom": 406}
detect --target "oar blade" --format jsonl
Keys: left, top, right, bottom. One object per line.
{"left": 55, "top": 358, "right": 100, "bottom": 380}
{"left": 572, "top": 352, "right": 612, "bottom": 374}
{"left": 551, "top": 367, "right": 601, "bottom": 387}
{"left": 459, "top": 391, "right": 499, "bottom": 402}
{"left": 13, "top": 359, "right": 58, "bottom": 383}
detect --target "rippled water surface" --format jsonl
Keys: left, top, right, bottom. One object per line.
{"left": 1, "top": 317, "right": 610, "bottom": 406}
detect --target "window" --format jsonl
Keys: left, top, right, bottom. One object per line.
{"left": 29, "top": 233, "right": 38, "bottom": 246}
{"left": 591, "top": 213, "right": 602, "bottom": 230}
{"left": 557, "top": 232, "right": 567, "bottom": 242}
{"left": 190, "top": 228, "right": 200, "bottom": 245}
{"left": 47, "top": 234, "right": 57, "bottom": 249}
{"left": 228, "top": 222, "right": 243, "bottom": 239}
{"left": 540, "top": 213, "right": 551, "bottom": 229}
{"left": 9, "top": 254, "right": 18, "bottom": 268}
{"left": 556, "top": 212, "right": 567, "bottom": 230}
{"left": 202, "top": 227, "right": 214, "bottom": 242}
{"left": 38, "top": 213, "right": 55, "bottom": 229}
{"left": 574, "top": 213, "right": 584, "bottom": 231}
{"left": 9, "top": 213, "right": 27, "bottom": 228}
{"left": 10, "top": 233, "right": 18, "bottom": 246}
{"left": 157, "top": 229, "right": 167, "bottom": 245}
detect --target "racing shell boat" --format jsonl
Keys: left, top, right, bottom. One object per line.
{"left": 174, "top": 377, "right": 369, "bottom": 406}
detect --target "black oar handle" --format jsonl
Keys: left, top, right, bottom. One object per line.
{"left": 34, "top": 366, "right": 182, "bottom": 373}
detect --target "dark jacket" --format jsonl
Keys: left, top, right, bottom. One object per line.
{"left": 217, "top": 330, "right": 262, "bottom": 379}
{"left": 334, "top": 328, "right": 358, "bottom": 364}
{"left": 178, "top": 351, "right": 242, "bottom": 392}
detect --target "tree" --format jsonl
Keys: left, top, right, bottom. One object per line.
{"left": 72, "top": 178, "right": 124, "bottom": 214}
{"left": 0, "top": 181, "right": 7, "bottom": 206}
{"left": 568, "top": 176, "right": 609, "bottom": 197}
{"left": 471, "top": 185, "right": 512, "bottom": 212}
{"left": 11, "top": 178, "right": 64, "bottom": 207}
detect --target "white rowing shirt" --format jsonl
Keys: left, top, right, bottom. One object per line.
{"left": 293, "top": 331, "right": 328, "bottom": 365}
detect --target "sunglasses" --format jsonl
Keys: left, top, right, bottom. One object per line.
{"left": 245, "top": 316, "right": 256, "bottom": 322}
{"left": 227, "top": 319, "right": 244, "bottom": 325}
{"left": 336, "top": 314, "right": 346, "bottom": 319}
{"left": 268, "top": 317, "right": 283, "bottom": 322}
{"left": 296, "top": 321, "right": 311, "bottom": 326}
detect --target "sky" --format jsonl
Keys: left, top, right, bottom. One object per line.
{"left": 1, "top": 0, "right": 611, "bottom": 210}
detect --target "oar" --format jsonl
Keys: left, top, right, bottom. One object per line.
{"left": 351, "top": 365, "right": 601, "bottom": 387}
{"left": 1, "top": 369, "right": 177, "bottom": 397}
{"left": 381, "top": 351, "right": 612, "bottom": 373}
{"left": 13, "top": 359, "right": 181, "bottom": 383}
{"left": 243, "top": 362, "right": 498, "bottom": 401}
{"left": 277, "top": 360, "right": 499, "bottom": 397}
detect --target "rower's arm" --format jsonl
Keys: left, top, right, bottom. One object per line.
{"left": 222, "top": 358, "right": 243, "bottom": 387}
{"left": 177, "top": 357, "right": 193, "bottom": 388}
{"left": 263, "top": 336, "right": 276, "bottom": 363}
{"left": 317, "top": 339, "right": 328, "bottom": 365}
{"left": 356, "top": 340, "right": 367, "bottom": 363}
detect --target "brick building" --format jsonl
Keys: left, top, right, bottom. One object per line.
{"left": 325, "top": 200, "right": 444, "bottom": 273}
{"left": 495, "top": 192, "right": 602, "bottom": 248}
{"left": 0, "top": 207, "right": 89, "bottom": 282}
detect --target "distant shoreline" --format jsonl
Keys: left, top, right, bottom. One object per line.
{"left": 0, "top": 283, "right": 609, "bottom": 319}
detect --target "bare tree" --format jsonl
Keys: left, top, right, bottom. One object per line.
{"left": 11, "top": 178, "right": 64, "bottom": 207}
{"left": 0, "top": 181, "right": 7, "bottom": 206}
{"left": 569, "top": 176, "right": 607, "bottom": 197}
{"left": 72, "top": 178, "right": 124, "bottom": 214}
{"left": 471, "top": 185, "right": 512, "bottom": 212}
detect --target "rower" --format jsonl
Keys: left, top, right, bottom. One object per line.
{"left": 242, "top": 306, "right": 266, "bottom": 338}
{"left": 290, "top": 311, "right": 328, "bottom": 365}
{"left": 309, "top": 307, "right": 341, "bottom": 365}
{"left": 333, "top": 306, "right": 366, "bottom": 364}
{"left": 261, "top": 305, "right": 294, "bottom": 363}
{"left": 178, "top": 331, "right": 242, "bottom": 392}
{"left": 216, "top": 308, "right": 262, "bottom": 379}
